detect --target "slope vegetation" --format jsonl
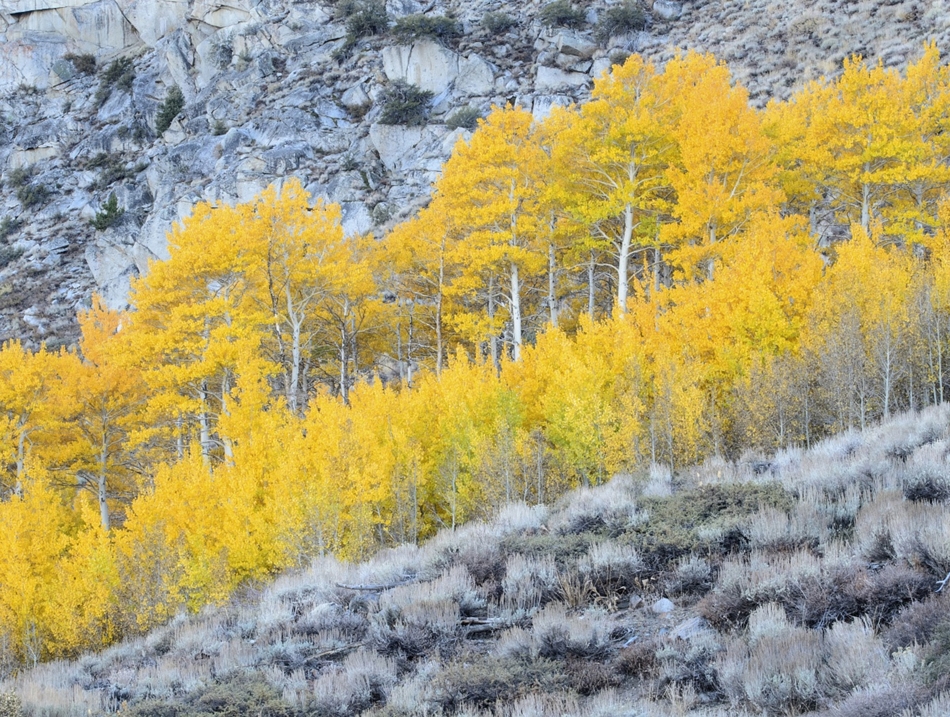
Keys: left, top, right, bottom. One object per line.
{"left": 5, "top": 407, "right": 950, "bottom": 717}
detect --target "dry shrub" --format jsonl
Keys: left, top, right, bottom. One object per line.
{"left": 493, "top": 502, "right": 548, "bottom": 535}
{"left": 858, "top": 488, "right": 950, "bottom": 574}
{"left": 701, "top": 549, "right": 929, "bottom": 632}
{"left": 641, "top": 463, "right": 673, "bottom": 497}
{"left": 920, "top": 615, "right": 950, "bottom": 690}
{"left": 883, "top": 594, "right": 950, "bottom": 651}
{"left": 823, "top": 619, "right": 889, "bottom": 691}
{"left": 720, "top": 606, "right": 895, "bottom": 715}
{"left": 550, "top": 476, "right": 641, "bottom": 535}
{"left": 697, "top": 550, "right": 820, "bottom": 629}
{"left": 853, "top": 490, "right": 903, "bottom": 559}
{"left": 717, "top": 621, "right": 825, "bottom": 714}
{"left": 431, "top": 524, "right": 505, "bottom": 586}
{"left": 824, "top": 687, "right": 925, "bottom": 717}
{"left": 564, "top": 659, "right": 623, "bottom": 696}
{"left": 858, "top": 564, "right": 933, "bottom": 625}
{"left": 501, "top": 554, "right": 559, "bottom": 614}
{"left": 577, "top": 541, "right": 644, "bottom": 595}
{"left": 784, "top": 563, "right": 930, "bottom": 629}
{"left": 309, "top": 650, "right": 396, "bottom": 716}
{"left": 577, "top": 688, "right": 646, "bottom": 716}
{"left": 531, "top": 603, "right": 614, "bottom": 661}
{"left": 654, "top": 630, "right": 722, "bottom": 699}
{"left": 370, "top": 566, "right": 482, "bottom": 656}
{"left": 429, "top": 655, "right": 566, "bottom": 712}
{"left": 663, "top": 555, "right": 713, "bottom": 596}
{"left": 746, "top": 503, "right": 825, "bottom": 552}
{"left": 696, "top": 581, "right": 757, "bottom": 631}
{"left": 296, "top": 602, "right": 367, "bottom": 641}
{"left": 493, "top": 691, "right": 581, "bottom": 717}
{"left": 615, "top": 640, "right": 659, "bottom": 679}
{"left": 912, "top": 692, "right": 950, "bottom": 717}
{"left": 496, "top": 627, "right": 535, "bottom": 661}
{"left": 902, "top": 467, "right": 950, "bottom": 503}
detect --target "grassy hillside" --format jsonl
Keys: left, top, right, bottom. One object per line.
{"left": 5, "top": 407, "right": 950, "bottom": 717}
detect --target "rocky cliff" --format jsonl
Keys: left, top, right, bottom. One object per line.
{"left": 0, "top": 0, "right": 944, "bottom": 346}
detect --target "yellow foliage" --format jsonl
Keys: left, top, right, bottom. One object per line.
{"left": 5, "top": 47, "right": 950, "bottom": 666}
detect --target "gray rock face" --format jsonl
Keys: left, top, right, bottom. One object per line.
{"left": 0, "top": 0, "right": 946, "bottom": 345}
{"left": 535, "top": 65, "right": 591, "bottom": 91}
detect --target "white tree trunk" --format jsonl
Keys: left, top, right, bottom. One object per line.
{"left": 510, "top": 262, "right": 522, "bottom": 361}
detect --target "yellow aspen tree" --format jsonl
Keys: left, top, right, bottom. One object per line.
{"left": 311, "top": 231, "right": 384, "bottom": 405}
{"left": 660, "top": 52, "right": 782, "bottom": 281}
{"left": 383, "top": 201, "right": 463, "bottom": 376}
{"left": 48, "top": 509, "right": 119, "bottom": 655}
{"left": 129, "top": 199, "right": 269, "bottom": 463}
{"left": 245, "top": 179, "right": 350, "bottom": 413}
{"left": 808, "top": 224, "right": 916, "bottom": 428}
{"left": 548, "top": 55, "right": 676, "bottom": 316}
{"left": 57, "top": 298, "right": 146, "bottom": 532}
{"left": 0, "top": 344, "right": 70, "bottom": 496}
{"left": 781, "top": 52, "right": 939, "bottom": 238}
{"left": 0, "top": 474, "right": 71, "bottom": 664}
{"left": 887, "top": 43, "right": 950, "bottom": 244}
{"left": 437, "top": 105, "right": 547, "bottom": 361}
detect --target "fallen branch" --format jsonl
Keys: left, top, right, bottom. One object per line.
{"left": 460, "top": 617, "right": 514, "bottom": 636}
{"left": 335, "top": 579, "right": 413, "bottom": 592}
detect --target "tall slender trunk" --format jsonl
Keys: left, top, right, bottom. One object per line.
{"left": 548, "top": 243, "right": 558, "bottom": 327}
{"left": 199, "top": 380, "right": 211, "bottom": 465}
{"left": 510, "top": 262, "right": 522, "bottom": 361}
{"left": 617, "top": 203, "right": 633, "bottom": 316}
{"left": 221, "top": 372, "right": 234, "bottom": 463}
{"left": 98, "top": 436, "right": 110, "bottom": 532}
{"left": 286, "top": 283, "right": 302, "bottom": 414}
{"left": 861, "top": 178, "right": 871, "bottom": 233}
{"left": 15, "top": 420, "right": 26, "bottom": 496}
{"left": 508, "top": 185, "right": 522, "bottom": 360}
{"left": 588, "top": 252, "right": 596, "bottom": 321}
{"left": 436, "top": 248, "right": 445, "bottom": 375}
{"left": 488, "top": 275, "right": 499, "bottom": 367}
{"left": 340, "top": 300, "right": 349, "bottom": 405}
{"left": 407, "top": 310, "right": 414, "bottom": 388}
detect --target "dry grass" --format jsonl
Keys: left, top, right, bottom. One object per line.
{"left": 5, "top": 407, "right": 950, "bottom": 717}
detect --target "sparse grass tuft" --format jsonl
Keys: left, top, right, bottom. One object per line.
{"left": 378, "top": 81, "right": 433, "bottom": 126}
{"left": 64, "top": 53, "right": 96, "bottom": 75}
{"left": 91, "top": 193, "right": 125, "bottom": 231}
{"left": 0, "top": 217, "right": 22, "bottom": 241}
{"left": 392, "top": 14, "right": 461, "bottom": 46}
{"left": 482, "top": 12, "right": 517, "bottom": 35}
{"left": 155, "top": 86, "right": 185, "bottom": 135}
{"left": 538, "top": 0, "right": 586, "bottom": 29}
{"left": 95, "top": 57, "right": 134, "bottom": 106}
{"left": 340, "top": 0, "right": 388, "bottom": 39}
{"left": 445, "top": 107, "right": 482, "bottom": 131}
{"left": 595, "top": 0, "right": 647, "bottom": 41}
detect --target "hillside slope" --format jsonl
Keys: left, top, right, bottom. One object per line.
{"left": 6, "top": 406, "right": 950, "bottom": 717}
{"left": 0, "top": 0, "right": 947, "bottom": 346}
